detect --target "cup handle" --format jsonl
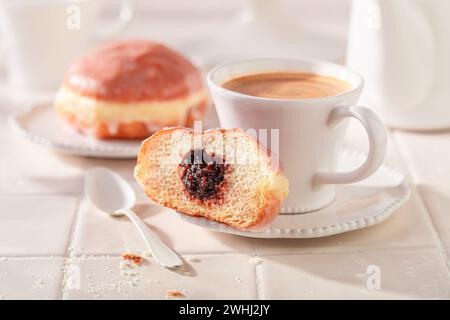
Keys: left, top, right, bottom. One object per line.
{"left": 313, "top": 105, "right": 387, "bottom": 186}
{"left": 95, "top": 0, "right": 136, "bottom": 40}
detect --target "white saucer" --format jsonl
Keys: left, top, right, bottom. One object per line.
{"left": 385, "top": 113, "right": 450, "bottom": 132}
{"left": 10, "top": 103, "right": 143, "bottom": 159}
{"left": 176, "top": 150, "right": 411, "bottom": 238}
{"left": 383, "top": 104, "right": 450, "bottom": 132}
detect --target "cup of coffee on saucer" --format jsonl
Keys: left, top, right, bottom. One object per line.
{"left": 207, "top": 58, "right": 387, "bottom": 213}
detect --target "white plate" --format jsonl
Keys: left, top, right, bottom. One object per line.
{"left": 10, "top": 102, "right": 220, "bottom": 159}
{"left": 385, "top": 113, "right": 450, "bottom": 132}
{"left": 10, "top": 103, "right": 145, "bottom": 159}
{"left": 176, "top": 150, "right": 411, "bottom": 238}
{"left": 383, "top": 103, "right": 450, "bottom": 132}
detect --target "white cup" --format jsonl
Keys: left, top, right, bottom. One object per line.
{"left": 0, "top": 0, "right": 135, "bottom": 91}
{"left": 207, "top": 58, "right": 387, "bottom": 213}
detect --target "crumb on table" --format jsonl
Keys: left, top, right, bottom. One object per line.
{"left": 166, "top": 289, "right": 186, "bottom": 298}
{"left": 120, "top": 252, "right": 143, "bottom": 265}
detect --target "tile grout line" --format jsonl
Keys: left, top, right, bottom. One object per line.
{"left": 56, "top": 195, "right": 85, "bottom": 300}
{"left": 254, "top": 259, "right": 264, "bottom": 300}
{"left": 253, "top": 246, "right": 447, "bottom": 257}
{"left": 0, "top": 192, "right": 82, "bottom": 197}
{"left": 414, "top": 188, "right": 450, "bottom": 284}
{"left": 0, "top": 245, "right": 445, "bottom": 259}
{"left": 56, "top": 245, "right": 448, "bottom": 257}
{"left": 252, "top": 239, "right": 263, "bottom": 300}
{"left": 414, "top": 188, "right": 447, "bottom": 252}
{"left": 392, "top": 132, "right": 450, "bottom": 282}
{"left": 392, "top": 131, "right": 447, "bottom": 252}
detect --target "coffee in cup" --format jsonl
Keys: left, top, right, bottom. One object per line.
{"left": 221, "top": 72, "right": 352, "bottom": 99}
{"left": 208, "top": 58, "right": 387, "bottom": 213}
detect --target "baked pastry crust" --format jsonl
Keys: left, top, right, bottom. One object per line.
{"left": 134, "top": 127, "right": 289, "bottom": 230}
{"left": 55, "top": 40, "right": 207, "bottom": 139}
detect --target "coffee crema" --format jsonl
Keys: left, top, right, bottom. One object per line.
{"left": 221, "top": 72, "right": 352, "bottom": 99}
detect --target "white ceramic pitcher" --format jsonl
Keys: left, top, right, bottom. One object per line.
{"left": 0, "top": 0, "right": 135, "bottom": 91}
{"left": 346, "top": 0, "right": 450, "bottom": 128}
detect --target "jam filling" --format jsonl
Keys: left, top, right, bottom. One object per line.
{"left": 179, "top": 149, "right": 228, "bottom": 201}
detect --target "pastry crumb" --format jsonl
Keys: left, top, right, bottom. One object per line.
{"left": 166, "top": 289, "right": 186, "bottom": 298}
{"left": 248, "top": 256, "right": 264, "bottom": 265}
{"left": 121, "top": 252, "right": 143, "bottom": 265}
{"left": 34, "top": 278, "right": 46, "bottom": 289}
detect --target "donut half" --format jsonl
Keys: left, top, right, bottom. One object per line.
{"left": 134, "top": 127, "right": 289, "bottom": 230}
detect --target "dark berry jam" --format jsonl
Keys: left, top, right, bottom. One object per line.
{"left": 179, "top": 149, "right": 228, "bottom": 201}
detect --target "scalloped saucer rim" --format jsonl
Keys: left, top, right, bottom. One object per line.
{"left": 10, "top": 102, "right": 143, "bottom": 159}
{"left": 176, "top": 150, "right": 411, "bottom": 239}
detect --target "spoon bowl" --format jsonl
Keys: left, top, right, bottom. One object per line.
{"left": 85, "top": 167, "right": 136, "bottom": 215}
{"left": 84, "top": 167, "right": 183, "bottom": 268}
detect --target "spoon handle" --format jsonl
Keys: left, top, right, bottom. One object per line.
{"left": 118, "top": 209, "right": 183, "bottom": 268}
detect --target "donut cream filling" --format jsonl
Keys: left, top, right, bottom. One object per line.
{"left": 267, "top": 174, "right": 289, "bottom": 201}
{"left": 54, "top": 86, "right": 207, "bottom": 126}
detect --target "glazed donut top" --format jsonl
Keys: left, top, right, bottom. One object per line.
{"left": 63, "top": 40, "right": 203, "bottom": 103}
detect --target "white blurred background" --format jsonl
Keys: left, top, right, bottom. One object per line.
{"left": 0, "top": 0, "right": 352, "bottom": 96}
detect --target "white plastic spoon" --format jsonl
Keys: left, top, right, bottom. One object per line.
{"left": 84, "top": 167, "right": 183, "bottom": 268}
